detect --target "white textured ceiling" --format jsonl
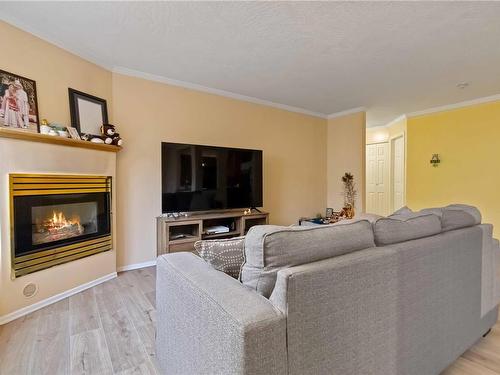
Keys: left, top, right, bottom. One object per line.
{"left": 2, "top": 2, "right": 500, "bottom": 126}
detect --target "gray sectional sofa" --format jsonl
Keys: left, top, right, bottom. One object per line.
{"left": 156, "top": 205, "right": 500, "bottom": 375}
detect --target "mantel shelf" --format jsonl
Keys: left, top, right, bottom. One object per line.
{"left": 0, "top": 127, "right": 122, "bottom": 152}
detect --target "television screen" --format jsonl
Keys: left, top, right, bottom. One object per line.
{"left": 161, "top": 142, "right": 263, "bottom": 213}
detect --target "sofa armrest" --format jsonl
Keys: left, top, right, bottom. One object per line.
{"left": 156, "top": 252, "right": 287, "bottom": 375}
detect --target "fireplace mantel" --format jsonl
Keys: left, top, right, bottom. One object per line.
{"left": 0, "top": 127, "right": 122, "bottom": 152}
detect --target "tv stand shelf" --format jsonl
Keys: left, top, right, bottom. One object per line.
{"left": 156, "top": 210, "right": 269, "bottom": 255}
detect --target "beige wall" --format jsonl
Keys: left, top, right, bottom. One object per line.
{"left": 112, "top": 73, "right": 327, "bottom": 267}
{"left": 0, "top": 22, "right": 117, "bottom": 320}
{"left": 0, "top": 22, "right": 113, "bottom": 125}
{"left": 326, "top": 112, "right": 366, "bottom": 211}
{"left": 0, "top": 21, "right": 368, "bottom": 310}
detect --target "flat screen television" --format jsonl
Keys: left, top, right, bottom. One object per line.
{"left": 161, "top": 142, "right": 263, "bottom": 213}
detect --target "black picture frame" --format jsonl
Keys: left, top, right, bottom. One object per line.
{"left": 0, "top": 69, "right": 40, "bottom": 133}
{"left": 68, "top": 88, "right": 108, "bottom": 135}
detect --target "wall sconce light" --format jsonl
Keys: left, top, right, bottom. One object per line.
{"left": 430, "top": 154, "right": 441, "bottom": 167}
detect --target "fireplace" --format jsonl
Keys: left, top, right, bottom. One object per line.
{"left": 10, "top": 174, "right": 112, "bottom": 277}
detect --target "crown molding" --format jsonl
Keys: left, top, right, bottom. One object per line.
{"left": 327, "top": 107, "right": 366, "bottom": 120}
{"left": 112, "top": 67, "right": 328, "bottom": 119}
{"left": 370, "top": 114, "right": 407, "bottom": 129}
{"left": 407, "top": 94, "right": 500, "bottom": 118}
{"left": 1, "top": 15, "right": 328, "bottom": 119}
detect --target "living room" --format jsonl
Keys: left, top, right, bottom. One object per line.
{"left": 1, "top": 2, "right": 500, "bottom": 375}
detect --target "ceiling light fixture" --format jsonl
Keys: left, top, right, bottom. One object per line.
{"left": 456, "top": 82, "right": 469, "bottom": 89}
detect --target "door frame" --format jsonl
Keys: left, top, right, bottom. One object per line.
{"left": 389, "top": 133, "right": 406, "bottom": 213}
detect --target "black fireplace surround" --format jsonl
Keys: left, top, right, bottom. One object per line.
{"left": 13, "top": 192, "right": 111, "bottom": 258}
{"left": 10, "top": 173, "right": 112, "bottom": 277}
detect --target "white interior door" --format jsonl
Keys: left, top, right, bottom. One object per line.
{"left": 392, "top": 135, "right": 405, "bottom": 212}
{"left": 366, "top": 143, "right": 390, "bottom": 216}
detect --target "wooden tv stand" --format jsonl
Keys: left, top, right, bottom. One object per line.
{"left": 156, "top": 210, "right": 269, "bottom": 255}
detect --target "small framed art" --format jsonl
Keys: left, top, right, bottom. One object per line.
{"left": 68, "top": 88, "right": 108, "bottom": 136}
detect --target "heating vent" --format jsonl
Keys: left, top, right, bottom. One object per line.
{"left": 22, "top": 282, "right": 38, "bottom": 298}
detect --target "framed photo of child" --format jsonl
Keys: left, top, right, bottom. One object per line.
{"left": 0, "top": 69, "right": 39, "bottom": 133}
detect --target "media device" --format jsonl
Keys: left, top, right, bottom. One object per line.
{"left": 204, "top": 225, "right": 230, "bottom": 235}
{"left": 161, "top": 142, "right": 263, "bottom": 213}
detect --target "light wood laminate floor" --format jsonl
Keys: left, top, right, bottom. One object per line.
{"left": 0, "top": 266, "right": 499, "bottom": 375}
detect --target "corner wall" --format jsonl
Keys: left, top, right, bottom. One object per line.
{"left": 112, "top": 73, "right": 327, "bottom": 267}
{"left": 407, "top": 100, "right": 500, "bottom": 237}
{"left": 366, "top": 116, "right": 407, "bottom": 145}
{"left": 327, "top": 112, "right": 366, "bottom": 211}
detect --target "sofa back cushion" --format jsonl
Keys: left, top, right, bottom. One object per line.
{"left": 240, "top": 220, "right": 375, "bottom": 297}
{"left": 269, "top": 225, "right": 491, "bottom": 375}
{"left": 420, "top": 204, "right": 481, "bottom": 232}
{"left": 373, "top": 212, "right": 442, "bottom": 246}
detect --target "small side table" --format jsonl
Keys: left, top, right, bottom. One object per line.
{"left": 298, "top": 217, "right": 346, "bottom": 226}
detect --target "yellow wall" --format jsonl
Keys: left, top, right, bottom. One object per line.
{"left": 112, "top": 73, "right": 327, "bottom": 267}
{"left": 327, "top": 112, "right": 366, "bottom": 211}
{"left": 407, "top": 101, "right": 500, "bottom": 236}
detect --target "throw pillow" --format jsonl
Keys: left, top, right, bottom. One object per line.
{"left": 420, "top": 204, "right": 481, "bottom": 231}
{"left": 194, "top": 236, "right": 245, "bottom": 278}
{"left": 373, "top": 211, "right": 442, "bottom": 245}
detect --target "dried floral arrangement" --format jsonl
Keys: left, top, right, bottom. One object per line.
{"left": 341, "top": 172, "right": 357, "bottom": 208}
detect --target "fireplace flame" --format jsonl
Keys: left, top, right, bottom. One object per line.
{"left": 47, "top": 210, "right": 83, "bottom": 233}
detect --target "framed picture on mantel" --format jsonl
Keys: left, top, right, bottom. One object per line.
{"left": 68, "top": 88, "right": 108, "bottom": 136}
{"left": 0, "top": 69, "right": 40, "bottom": 133}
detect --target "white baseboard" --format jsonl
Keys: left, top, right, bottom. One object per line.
{"left": 117, "top": 260, "right": 157, "bottom": 272}
{"left": 0, "top": 272, "right": 117, "bottom": 325}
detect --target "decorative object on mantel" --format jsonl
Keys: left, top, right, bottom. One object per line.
{"left": 50, "top": 123, "right": 69, "bottom": 138}
{"left": 40, "top": 118, "right": 51, "bottom": 135}
{"left": 40, "top": 118, "right": 72, "bottom": 138}
{"left": 100, "top": 124, "right": 123, "bottom": 146}
{"left": 341, "top": 172, "right": 357, "bottom": 219}
{"left": 83, "top": 134, "right": 105, "bottom": 143}
{"left": 68, "top": 88, "right": 108, "bottom": 137}
{"left": 66, "top": 126, "right": 81, "bottom": 140}
{"left": 79, "top": 123, "right": 124, "bottom": 146}
{"left": 0, "top": 69, "right": 39, "bottom": 133}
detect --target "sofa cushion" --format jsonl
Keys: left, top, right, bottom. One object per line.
{"left": 373, "top": 212, "right": 442, "bottom": 246}
{"left": 194, "top": 236, "right": 245, "bottom": 278}
{"left": 392, "top": 206, "right": 413, "bottom": 216}
{"left": 420, "top": 204, "right": 481, "bottom": 232}
{"left": 240, "top": 220, "right": 375, "bottom": 297}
